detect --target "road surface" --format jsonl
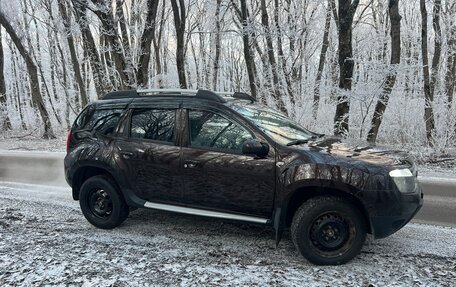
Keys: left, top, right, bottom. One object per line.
{"left": 0, "top": 151, "right": 455, "bottom": 285}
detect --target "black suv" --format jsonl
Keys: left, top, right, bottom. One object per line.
{"left": 64, "top": 89, "right": 423, "bottom": 265}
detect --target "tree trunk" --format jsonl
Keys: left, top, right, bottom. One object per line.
{"left": 445, "top": 2, "right": 456, "bottom": 109}
{"left": 430, "top": 0, "right": 442, "bottom": 97}
{"left": 72, "top": 0, "right": 106, "bottom": 97}
{"left": 333, "top": 0, "right": 359, "bottom": 136}
{"left": 260, "top": 0, "right": 287, "bottom": 114}
{"left": 137, "top": 0, "right": 160, "bottom": 87}
{"left": 212, "top": 0, "right": 222, "bottom": 91}
{"left": 367, "top": 0, "right": 401, "bottom": 143}
{"left": 420, "top": 0, "right": 436, "bottom": 145}
{"left": 0, "top": 27, "right": 12, "bottom": 130}
{"left": 274, "top": 0, "right": 295, "bottom": 108}
{"left": 58, "top": 0, "right": 89, "bottom": 107}
{"left": 239, "top": 0, "right": 257, "bottom": 99}
{"left": 0, "top": 12, "right": 55, "bottom": 138}
{"left": 312, "top": 0, "right": 333, "bottom": 119}
{"left": 170, "top": 0, "right": 187, "bottom": 89}
{"left": 116, "top": 0, "right": 131, "bottom": 53}
{"left": 446, "top": 44, "right": 456, "bottom": 109}
{"left": 90, "top": 0, "right": 131, "bottom": 89}
{"left": 10, "top": 47, "right": 27, "bottom": 129}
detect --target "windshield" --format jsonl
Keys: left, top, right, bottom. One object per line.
{"left": 233, "top": 105, "right": 316, "bottom": 145}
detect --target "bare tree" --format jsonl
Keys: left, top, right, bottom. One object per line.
{"left": 313, "top": 0, "right": 334, "bottom": 119}
{"left": 0, "top": 27, "right": 11, "bottom": 130}
{"left": 239, "top": 0, "right": 257, "bottom": 100}
{"left": 90, "top": 0, "right": 131, "bottom": 89}
{"left": 445, "top": 1, "right": 456, "bottom": 109}
{"left": 170, "top": 0, "right": 188, "bottom": 88}
{"left": 367, "top": 0, "right": 401, "bottom": 143}
{"left": 212, "top": 0, "right": 222, "bottom": 91}
{"left": 137, "top": 0, "right": 160, "bottom": 87}
{"left": 260, "top": 0, "right": 287, "bottom": 114}
{"left": 72, "top": 0, "right": 107, "bottom": 97}
{"left": 0, "top": 11, "right": 55, "bottom": 138}
{"left": 58, "top": 0, "right": 89, "bottom": 107}
{"left": 333, "top": 0, "right": 360, "bottom": 136}
{"left": 420, "top": 0, "right": 436, "bottom": 145}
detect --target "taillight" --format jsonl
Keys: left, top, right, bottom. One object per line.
{"left": 66, "top": 130, "right": 71, "bottom": 153}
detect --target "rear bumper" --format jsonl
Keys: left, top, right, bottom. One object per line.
{"left": 370, "top": 184, "right": 424, "bottom": 239}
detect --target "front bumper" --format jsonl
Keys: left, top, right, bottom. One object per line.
{"left": 370, "top": 183, "right": 424, "bottom": 239}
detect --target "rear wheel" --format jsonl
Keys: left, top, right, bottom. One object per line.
{"left": 291, "top": 196, "right": 366, "bottom": 265}
{"left": 79, "top": 175, "right": 129, "bottom": 229}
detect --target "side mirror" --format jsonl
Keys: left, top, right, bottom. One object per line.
{"left": 242, "top": 139, "right": 269, "bottom": 158}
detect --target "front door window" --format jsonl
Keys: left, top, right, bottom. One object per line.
{"left": 188, "top": 110, "right": 253, "bottom": 153}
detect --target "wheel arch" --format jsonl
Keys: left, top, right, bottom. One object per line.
{"left": 282, "top": 182, "right": 372, "bottom": 234}
{"left": 71, "top": 164, "right": 118, "bottom": 200}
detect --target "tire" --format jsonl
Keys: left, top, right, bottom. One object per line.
{"left": 79, "top": 175, "right": 129, "bottom": 229}
{"left": 291, "top": 196, "right": 366, "bottom": 265}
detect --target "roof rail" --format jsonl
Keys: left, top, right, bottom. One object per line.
{"left": 232, "top": 92, "right": 255, "bottom": 103}
{"left": 195, "top": 89, "right": 227, "bottom": 103}
{"left": 103, "top": 90, "right": 138, "bottom": 99}
{"left": 103, "top": 88, "right": 255, "bottom": 103}
{"left": 137, "top": 88, "right": 227, "bottom": 103}
{"left": 137, "top": 88, "right": 199, "bottom": 94}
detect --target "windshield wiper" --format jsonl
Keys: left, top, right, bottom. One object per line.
{"left": 286, "top": 139, "right": 309, "bottom": 146}
{"left": 287, "top": 135, "right": 321, "bottom": 146}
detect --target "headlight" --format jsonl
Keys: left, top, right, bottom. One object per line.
{"left": 389, "top": 168, "right": 416, "bottom": 193}
{"left": 389, "top": 169, "right": 413, "bottom": 177}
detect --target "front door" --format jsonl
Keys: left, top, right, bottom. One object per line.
{"left": 115, "top": 106, "right": 183, "bottom": 203}
{"left": 181, "top": 108, "right": 275, "bottom": 218}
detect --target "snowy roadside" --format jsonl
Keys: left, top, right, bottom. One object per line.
{"left": 0, "top": 182, "right": 455, "bottom": 286}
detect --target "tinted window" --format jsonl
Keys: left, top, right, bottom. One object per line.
{"left": 85, "top": 108, "right": 122, "bottom": 136}
{"left": 188, "top": 110, "right": 253, "bottom": 152}
{"left": 73, "top": 106, "right": 93, "bottom": 129}
{"left": 130, "top": 108, "right": 176, "bottom": 142}
{"left": 233, "top": 105, "right": 315, "bottom": 145}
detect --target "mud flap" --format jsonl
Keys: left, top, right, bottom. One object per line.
{"left": 273, "top": 207, "right": 284, "bottom": 247}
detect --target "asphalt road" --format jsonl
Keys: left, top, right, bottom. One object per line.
{"left": 0, "top": 150, "right": 454, "bottom": 227}
{"left": 413, "top": 177, "right": 456, "bottom": 227}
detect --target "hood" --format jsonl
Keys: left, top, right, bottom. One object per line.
{"left": 293, "top": 136, "right": 412, "bottom": 168}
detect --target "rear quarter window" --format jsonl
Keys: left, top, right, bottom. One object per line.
{"left": 85, "top": 108, "right": 123, "bottom": 136}
{"left": 73, "top": 106, "right": 94, "bottom": 129}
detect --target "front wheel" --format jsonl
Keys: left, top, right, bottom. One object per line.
{"left": 291, "top": 196, "right": 366, "bottom": 265}
{"left": 79, "top": 175, "right": 129, "bottom": 229}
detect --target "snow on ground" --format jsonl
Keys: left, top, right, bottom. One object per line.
{"left": 0, "top": 182, "right": 455, "bottom": 286}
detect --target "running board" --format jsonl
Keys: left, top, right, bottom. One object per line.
{"left": 143, "top": 201, "right": 268, "bottom": 224}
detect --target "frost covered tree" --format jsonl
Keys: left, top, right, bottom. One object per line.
{"left": 333, "top": 0, "right": 359, "bottom": 136}
{"left": 367, "top": 0, "right": 401, "bottom": 143}
{"left": 0, "top": 0, "right": 454, "bottom": 151}
{"left": 0, "top": 5, "right": 55, "bottom": 138}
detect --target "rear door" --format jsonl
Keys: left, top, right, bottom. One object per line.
{"left": 180, "top": 105, "right": 276, "bottom": 218}
{"left": 114, "top": 102, "right": 184, "bottom": 204}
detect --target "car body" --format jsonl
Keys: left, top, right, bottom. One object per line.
{"left": 64, "top": 89, "right": 423, "bottom": 265}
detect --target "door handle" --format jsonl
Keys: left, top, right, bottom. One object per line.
{"left": 184, "top": 160, "right": 199, "bottom": 168}
{"left": 120, "top": 151, "right": 134, "bottom": 159}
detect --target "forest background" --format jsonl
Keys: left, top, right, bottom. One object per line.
{"left": 0, "top": 0, "right": 455, "bottom": 163}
